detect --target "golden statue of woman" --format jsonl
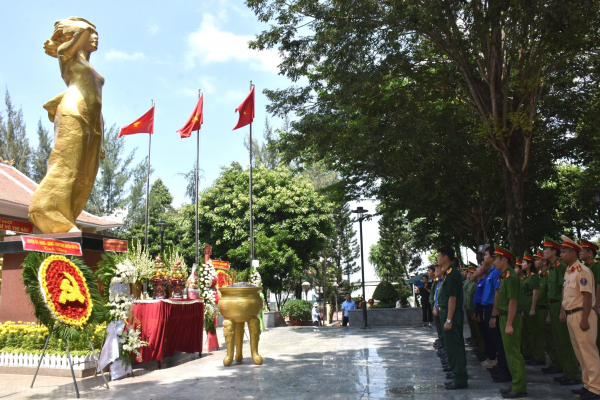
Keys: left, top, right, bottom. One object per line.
{"left": 29, "top": 17, "right": 103, "bottom": 233}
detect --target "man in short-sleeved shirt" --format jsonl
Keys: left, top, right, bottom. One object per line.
{"left": 561, "top": 236, "right": 600, "bottom": 398}
{"left": 580, "top": 239, "right": 600, "bottom": 354}
{"left": 341, "top": 294, "right": 355, "bottom": 326}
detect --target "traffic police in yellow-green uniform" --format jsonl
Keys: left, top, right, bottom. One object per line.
{"left": 544, "top": 237, "right": 582, "bottom": 385}
{"left": 492, "top": 245, "right": 527, "bottom": 399}
{"left": 437, "top": 247, "right": 468, "bottom": 390}
{"left": 535, "top": 249, "right": 561, "bottom": 374}
{"left": 580, "top": 239, "right": 600, "bottom": 354}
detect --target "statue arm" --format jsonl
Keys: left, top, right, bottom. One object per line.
{"left": 58, "top": 26, "right": 93, "bottom": 59}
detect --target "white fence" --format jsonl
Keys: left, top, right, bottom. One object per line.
{"left": 0, "top": 352, "right": 95, "bottom": 370}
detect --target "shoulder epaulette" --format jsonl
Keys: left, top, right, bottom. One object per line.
{"left": 446, "top": 268, "right": 452, "bottom": 275}
{"left": 577, "top": 264, "right": 582, "bottom": 272}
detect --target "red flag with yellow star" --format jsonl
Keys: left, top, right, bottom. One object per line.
{"left": 177, "top": 95, "right": 204, "bottom": 138}
{"left": 118, "top": 106, "right": 155, "bottom": 137}
{"left": 233, "top": 87, "right": 254, "bottom": 130}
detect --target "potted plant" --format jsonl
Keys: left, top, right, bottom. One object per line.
{"left": 280, "top": 299, "right": 312, "bottom": 326}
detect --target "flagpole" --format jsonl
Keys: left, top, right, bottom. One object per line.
{"left": 144, "top": 100, "right": 153, "bottom": 250}
{"left": 195, "top": 89, "right": 201, "bottom": 265}
{"left": 249, "top": 81, "right": 254, "bottom": 267}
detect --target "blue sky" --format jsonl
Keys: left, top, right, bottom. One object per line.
{"left": 0, "top": 0, "right": 382, "bottom": 283}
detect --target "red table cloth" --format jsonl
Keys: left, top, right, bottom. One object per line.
{"left": 132, "top": 299, "right": 204, "bottom": 363}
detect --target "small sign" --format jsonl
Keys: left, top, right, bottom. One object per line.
{"left": 212, "top": 260, "right": 230, "bottom": 269}
{"left": 0, "top": 217, "right": 33, "bottom": 234}
{"left": 21, "top": 237, "right": 82, "bottom": 256}
{"left": 103, "top": 238, "right": 128, "bottom": 252}
{"left": 204, "top": 245, "right": 212, "bottom": 255}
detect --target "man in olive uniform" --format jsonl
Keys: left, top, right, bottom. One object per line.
{"left": 580, "top": 239, "right": 600, "bottom": 354}
{"left": 534, "top": 249, "right": 562, "bottom": 374}
{"left": 561, "top": 236, "right": 600, "bottom": 400}
{"left": 437, "top": 247, "right": 468, "bottom": 390}
{"left": 544, "top": 237, "right": 582, "bottom": 385}
{"left": 491, "top": 245, "right": 527, "bottom": 399}
{"left": 430, "top": 265, "right": 444, "bottom": 350}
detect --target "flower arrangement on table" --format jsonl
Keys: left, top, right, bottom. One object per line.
{"left": 128, "top": 239, "right": 155, "bottom": 287}
{"left": 194, "top": 261, "right": 219, "bottom": 333}
{"left": 96, "top": 253, "right": 149, "bottom": 368}
{"left": 163, "top": 248, "right": 188, "bottom": 299}
{"left": 21, "top": 252, "right": 105, "bottom": 346}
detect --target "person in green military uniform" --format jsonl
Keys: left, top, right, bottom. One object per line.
{"left": 514, "top": 258, "right": 531, "bottom": 362}
{"left": 437, "top": 247, "right": 468, "bottom": 390}
{"left": 491, "top": 245, "right": 527, "bottom": 398}
{"left": 534, "top": 249, "right": 562, "bottom": 374}
{"left": 580, "top": 239, "right": 600, "bottom": 354}
{"left": 521, "top": 252, "right": 545, "bottom": 365}
{"left": 430, "top": 265, "right": 444, "bottom": 350}
{"left": 544, "top": 237, "right": 582, "bottom": 385}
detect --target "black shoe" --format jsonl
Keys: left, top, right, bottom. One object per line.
{"left": 445, "top": 383, "right": 468, "bottom": 390}
{"left": 500, "top": 387, "right": 512, "bottom": 394}
{"left": 493, "top": 376, "right": 512, "bottom": 383}
{"left": 553, "top": 375, "right": 567, "bottom": 382}
{"left": 581, "top": 391, "right": 600, "bottom": 400}
{"left": 542, "top": 367, "right": 562, "bottom": 374}
{"left": 501, "top": 390, "right": 527, "bottom": 398}
{"left": 488, "top": 365, "right": 499, "bottom": 372}
{"left": 572, "top": 387, "right": 589, "bottom": 395}
{"left": 443, "top": 366, "right": 453, "bottom": 372}
{"left": 444, "top": 381, "right": 454, "bottom": 386}
{"left": 446, "top": 373, "right": 455, "bottom": 379}
{"left": 560, "top": 379, "right": 583, "bottom": 386}
{"left": 476, "top": 353, "right": 488, "bottom": 362}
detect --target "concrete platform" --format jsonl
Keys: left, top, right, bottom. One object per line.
{"left": 0, "top": 325, "right": 579, "bottom": 399}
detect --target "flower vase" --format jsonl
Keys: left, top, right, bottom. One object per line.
{"left": 152, "top": 279, "right": 169, "bottom": 299}
{"left": 188, "top": 288, "right": 200, "bottom": 299}
{"left": 170, "top": 280, "right": 185, "bottom": 299}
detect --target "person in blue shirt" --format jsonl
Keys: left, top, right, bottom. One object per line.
{"left": 341, "top": 293, "right": 356, "bottom": 326}
{"left": 475, "top": 261, "right": 496, "bottom": 368}
{"left": 481, "top": 245, "right": 511, "bottom": 382}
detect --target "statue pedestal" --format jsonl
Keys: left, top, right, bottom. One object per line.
{"left": 0, "top": 232, "right": 122, "bottom": 323}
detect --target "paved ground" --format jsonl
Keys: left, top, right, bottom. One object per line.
{"left": 0, "top": 325, "right": 578, "bottom": 399}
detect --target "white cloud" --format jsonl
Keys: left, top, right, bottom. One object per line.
{"left": 199, "top": 76, "right": 216, "bottom": 94}
{"left": 105, "top": 49, "right": 146, "bottom": 61}
{"left": 148, "top": 24, "right": 159, "bottom": 36}
{"left": 185, "top": 13, "right": 280, "bottom": 73}
{"left": 217, "top": 90, "right": 246, "bottom": 104}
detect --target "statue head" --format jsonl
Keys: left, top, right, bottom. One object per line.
{"left": 44, "top": 17, "right": 97, "bottom": 58}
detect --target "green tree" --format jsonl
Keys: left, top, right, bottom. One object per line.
{"left": 85, "top": 124, "right": 136, "bottom": 216}
{"left": 31, "top": 119, "right": 53, "bottom": 183}
{"left": 247, "top": 0, "right": 600, "bottom": 254}
{"left": 122, "top": 157, "right": 153, "bottom": 232}
{"left": 177, "top": 160, "right": 204, "bottom": 204}
{"left": 369, "top": 205, "right": 422, "bottom": 283}
{"left": 190, "top": 163, "right": 333, "bottom": 302}
{"left": 0, "top": 89, "right": 32, "bottom": 176}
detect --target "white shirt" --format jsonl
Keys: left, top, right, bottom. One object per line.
{"left": 312, "top": 307, "right": 320, "bottom": 322}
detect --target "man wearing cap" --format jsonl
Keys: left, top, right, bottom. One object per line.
{"left": 580, "top": 239, "right": 600, "bottom": 353}
{"left": 560, "top": 236, "right": 600, "bottom": 399}
{"left": 544, "top": 237, "right": 581, "bottom": 385}
{"left": 534, "top": 249, "right": 561, "bottom": 374}
{"left": 437, "top": 247, "right": 468, "bottom": 390}
{"left": 521, "top": 251, "right": 545, "bottom": 366}
{"left": 432, "top": 264, "right": 450, "bottom": 375}
{"left": 492, "top": 245, "right": 527, "bottom": 398}
{"left": 312, "top": 303, "right": 322, "bottom": 327}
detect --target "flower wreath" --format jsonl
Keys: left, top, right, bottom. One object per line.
{"left": 38, "top": 255, "right": 93, "bottom": 327}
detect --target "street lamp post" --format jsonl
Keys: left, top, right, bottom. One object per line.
{"left": 302, "top": 281, "right": 311, "bottom": 301}
{"left": 352, "top": 206, "right": 371, "bottom": 329}
{"left": 157, "top": 220, "right": 168, "bottom": 253}
{"left": 332, "top": 282, "right": 339, "bottom": 321}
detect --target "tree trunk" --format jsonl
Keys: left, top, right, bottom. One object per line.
{"left": 501, "top": 163, "right": 527, "bottom": 256}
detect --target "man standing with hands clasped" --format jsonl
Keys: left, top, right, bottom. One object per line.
{"left": 492, "top": 245, "right": 527, "bottom": 398}
{"left": 341, "top": 293, "right": 355, "bottom": 327}
{"left": 437, "top": 247, "right": 468, "bottom": 390}
{"left": 560, "top": 236, "right": 600, "bottom": 400}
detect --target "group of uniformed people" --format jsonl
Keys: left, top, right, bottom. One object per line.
{"left": 428, "top": 237, "right": 600, "bottom": 399}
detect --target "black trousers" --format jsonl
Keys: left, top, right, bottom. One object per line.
{"left": 484, "top": 305, "right": 510, "bottom": 377}
{"left": 477, "top": 303, "right": 496, "bottom": 361}
{"left": 342, "top": 316, "right": 349, "bottom": 326}
{"left": 422, "top": 301, "right": 433, "bottom": 323}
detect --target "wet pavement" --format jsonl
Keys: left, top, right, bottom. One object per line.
{"left": 0, "top": 325, "right": 578, "bottom": 399}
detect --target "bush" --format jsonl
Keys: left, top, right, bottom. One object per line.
{"left": 370, "top": 302, "right": 396, "bottom": 309}
{"left": 373, "top": 281, "right": 398, "bottom": 305}
{"left": 280, "top": 299, "right": 312, "bottom": 321}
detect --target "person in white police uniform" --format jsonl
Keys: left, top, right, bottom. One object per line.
{"left": 560, "top": 235, "right": 600, "bottom": 400}
{"left": 312, "top": 303, "right": 322, "bottom": 327}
